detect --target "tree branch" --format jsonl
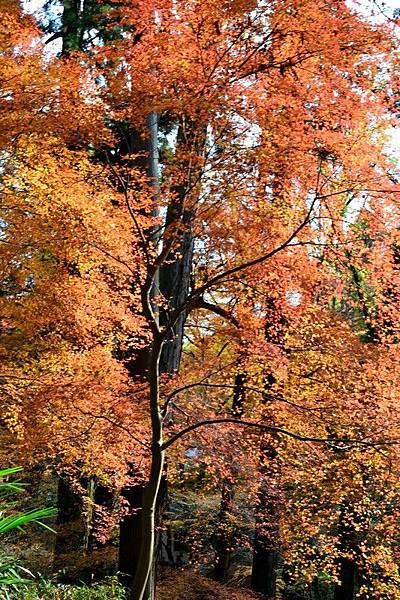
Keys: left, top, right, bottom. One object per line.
{"left": 169, "top": 195, "right": 319, "bottom": 332}
{"left": 162, "top": 382, "right": 328, "bottom": 416}
{"left": 192, "top": 297, "right": 240, "bottom": 328}
{"left": 161, "top": 418, "right": 399, "bottom": 451}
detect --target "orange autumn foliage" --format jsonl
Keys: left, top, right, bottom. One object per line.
{"left": 1, "top": 0, "right": 400, "bottom": 596}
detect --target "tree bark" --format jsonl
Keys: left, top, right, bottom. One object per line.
{"left": 132, "top": 119, "right": 205, "bottom": 596}
{"left": 158, "top": 119, "right": 205, "bottom": 374}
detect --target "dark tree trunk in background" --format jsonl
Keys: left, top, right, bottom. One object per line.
{"left": 214, "top": 484, "right": 234, "bottom": 582}
{"left": 213, "top": 372, "right": 245, "bottom": 582}
{"left": 231, "top": 373, "right": 246, "bottom": 418}
{"left": 158, "top": 210, "right": 194, "bottom": 374}
{"left": 334, "top": 509, "right": 357, "bottom": 600}
{"left": 87, "top": 481, "right": 115, "bottom": 552}
{"left": 158, "top": 120, "right": 205, "bottom": 374}
{"left": 334, "top": 560, "right": 356, "bottom": 600}
{"left": 251, "top": 299, "right": 286, "bottom": 598}
{"left": 118, "top": 467, "right": 166, "bottom": 592}
{"left": 119, "top": 484, "right": 145, "bottom": 587}
{"left": 252, "top": 538, "right": 278, "bottom": 599}
{"left": 251, "top": 441, "right": 280, "bottom": 599}
{"left": 53, "top": 477, "right": 86, "bottom": 577}
{"left": 116, "top": 116, "right": 161, "bottom": 595}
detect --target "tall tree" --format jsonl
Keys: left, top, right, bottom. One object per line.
{"left": 2, "top": 3, "right": 400, "bottom": 600}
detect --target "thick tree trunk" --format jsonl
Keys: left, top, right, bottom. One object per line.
{"left": 158, "top": 214, "right": 194, "bottom": 374}
{"left": 251, "top": 413, "right": 280, "bottom": 597}
{"left": 119, "top": 474, "right": 167, "bottom": 590}
{"left": 114, "top": 112, "right": 165, "bottom": 597}
{"left": 158, "top": 119, "right": 205, "bottom": 373}
{"left": 251, "top": 425, "right": 280, "bottom": 597}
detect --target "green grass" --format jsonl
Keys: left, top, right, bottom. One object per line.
{"left": 1, "top": 578, "right": 127, "bottom": 600}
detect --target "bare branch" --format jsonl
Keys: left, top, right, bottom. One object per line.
{"left": 161, "top": 417, "right": 399, "bottom": 451}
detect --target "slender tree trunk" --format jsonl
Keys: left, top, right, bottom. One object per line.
{"left": 137, "top": 120, "right": 205, "bottom": 595}
{"left": 117, "top": 115, "right": 161, "bottom": 596}
{"left": 130, "top": 336, "right": 165, "bottom": 600}
{"left": 127, "top": 119, "right": 206, "bottom": 599}
{"left": 130, "top": 444, "right": 165, "bottom": 600}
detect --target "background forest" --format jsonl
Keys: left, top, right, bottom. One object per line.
{"left": 1, "top": 0, "right": 400, "bottom": 599}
